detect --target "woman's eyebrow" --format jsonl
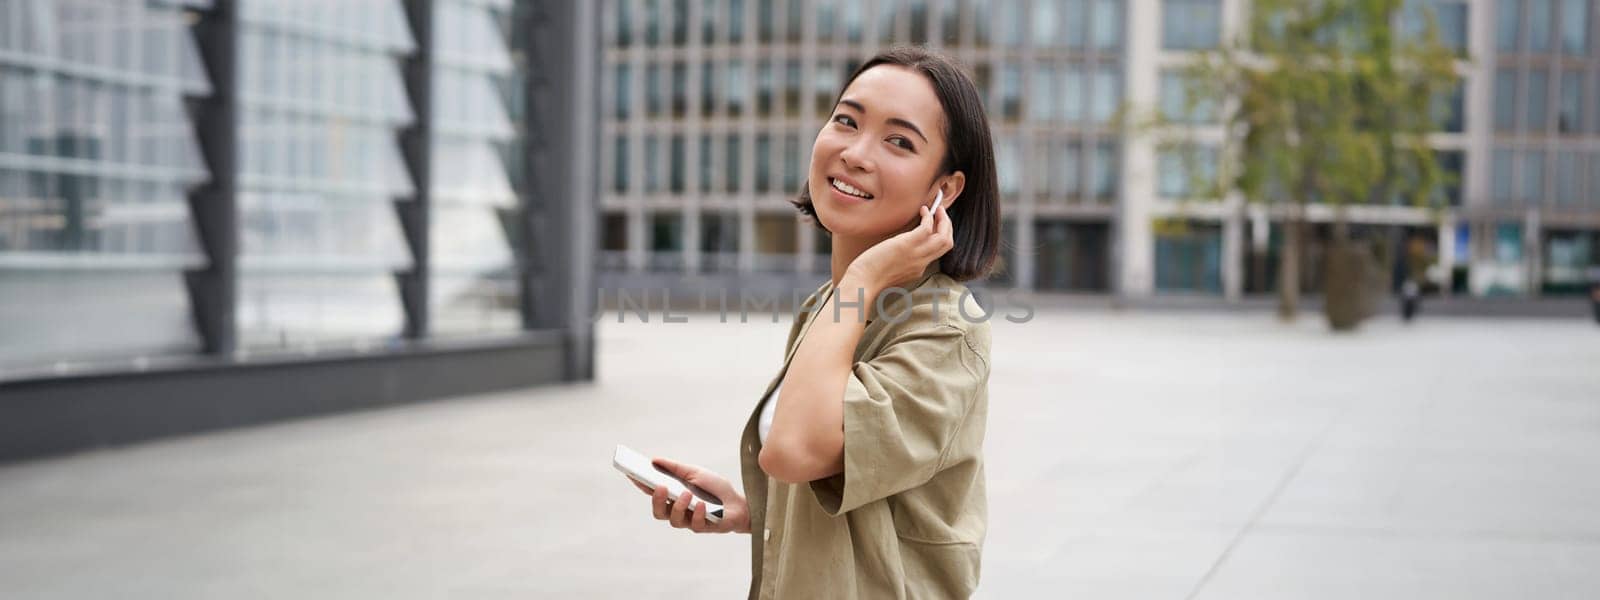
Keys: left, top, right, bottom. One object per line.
{"left": 836, "top": 98, "right": 929, "bottom": 144}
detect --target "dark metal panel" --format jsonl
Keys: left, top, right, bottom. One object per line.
{"left": 0, "top": 336, "right": 567, "bottom": 463}
{"left": 184, "top": 0, "right": 240, "bottom": 355}
{"left": 521, "top": 0, "right": 600, "bottom": 381}
{"left": 397, "top": 0, "right": 435, "bottom": 340}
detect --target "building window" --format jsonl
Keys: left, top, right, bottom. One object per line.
{"left": 909, "top": 0, "right": 930, "bottom": 43}
{"left": 940, "top": 0, "right": 961, "bottom": 46}
{"left": 1494, "top": 69, "right": 1517, "bottom": 132}
{"left": 1031, "top": 0, "right": 1060, "bottom": 48}
{"left": 1432, "top": 80, "right": 1465, "bottom": 133}
{"left": 603, "top": 212, "right": 629, "bottom": 251}
{"left": 1401, "top": 0, "right": 1467, "bottom": 55}
{"left": 974, "top": 0, "right": 991, "bottom": 46}
{"left": 670, "top": 61, "right": 688, "bottom": 118}
{"left": 644, "top": 135, "right": 660, "bottom": 192}
{"left": 725, "top": 134, "right": 742, "bottom": 192}
{"left": 755, "top": 133, "right": 771, "bottom": 193}
{"left": 700, "top": 211, "right": 740, "bottom": 267}
{"left": 645, "top": 62, "right": 662, "bottom": 116}
{"left": 818, "top": 0, "right": 838, "bottom": 42}
{"left": 672, "top": 0, "right": 689, "bottom": 46}
{"left": 787, "top": 0, "right": 804, "bottom": 42}
{"left": 1000, "top": 63, "right": 1022, "bottom": 120}
{"left": 1157, "top": 146, "right": 1218, "bottom": 199}
{"left": 1497, "top": 0, "right": 1520, "bottom": 51}
{"left": 1060, "top": 67, "right": 1085, "bottom": 123}
{"left": 1492, "top": 149, "right": 1515, "bottom": 205}
{"left": 702, "top": 0, "right": 719, "bottom": 43}
{"left": 650, "top": 212, "right": 683, "bottom": 251}
{"left": 698, "top": 135, "right": 715, "bottom": 192}
{"left": 729, "top": 0, "right": 745, "bottom": 43}
{"left": 1090, "top": 67, "right": 1120, "bottom": 125}
{"left": 615, "top": 64, "right": 632, "bottom": 120}
{"left": 1561, "top": 0, "right": 1586, "bottom": 55}
{"left": 700, "top": 60, "right": 717, "bottom": 117}
{"left": 784, "top": 60, "right": 802, "bottom": 117}
{"left": 752, "top": 214, "right": 796, "bottom": 254}
{"left": 997, "top": 0, "right": 1024, "bottom": 46}
{"left": 1527, "top": 70, "right": 1549, "bottom": 132}
{"left": 1163, "top": 0, "right": 1220, "bottom": 50}
{"left": 644, "top": 0, "right": 663, "bottom": 46}
{"left": 1051, "top": 141, "right": 1082, "bottom": 201}
{"left": 844, "top": 0, "right": 864, "bottom": 42}
{"left": 878, "top": 0, "right": 900, "bottom": 43}
{"left": 1433, "top": 150, "right": 1464, "bottom": 206}
{"left": 1161, "top": 70, "right": 1217, "bottom": 124}
{"left": 1063, "top": 0, "right": 1088, "bottom": 48}
{"left": 1028, "top": 63, "right": 1055, "bottom": 123}
{"left": 1591, "top": 153, "right": 1600, "bottom": 208}
{"left": 1559, "top": 71, "right": 1582, "bottom": 133}
{"left": 1556, "top": 151, "right": 1580, "bottom": 205}
{"left": 758, "top": 0, "right": 776, "bottom": 42}
{"left": 726, "top": 59, "right": 746, "bottom": 116}
{"left": 1092, "top": 143, "right": 1118, "bottom": 201}
{"left": 613, "top": 135, "right": 630, "bottom": 193}
{"left": 1529, "top": 0, "right": 1553, "bottom": 52}
{"left": 782, "top": 133, "right": 800, "bottom": 193}
{"left": 997, "top": 137, "right": 1020, "bottom": 197}
{"left": 1522, "top": 151, "right": 1545, "bottom": 204}
{"left": 814, "top": 59, "right": 837, "bottom": 117}
{"left": 618, "top": 0, "right": 635, "bottom": 47}
{"left": 1155, "top": 223, "right": 1223, "bottom": 294}
{"left": 669, "top": 134, "right": 686, "bottom": 193}
{"left": 756, "top": 60, "right": 774, "bottom": 116}
{"left": 1091, "top": 0, "right": 1122, "bottom": 50}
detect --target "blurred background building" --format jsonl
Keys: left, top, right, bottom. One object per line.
{"left": 597, "top": 0, "right": 1600, "bottom": 299}
{"left": 0, "top": 0, "right": 599, "bottom": 459}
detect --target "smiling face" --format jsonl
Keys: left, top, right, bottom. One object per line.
{"left": 808, "top": 65, "right": 958, "bottom": 240}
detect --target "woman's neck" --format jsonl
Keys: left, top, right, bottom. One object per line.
{"left": 829, "top": 233, "right": 877, "bottom": 290}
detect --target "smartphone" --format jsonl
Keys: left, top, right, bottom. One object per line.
{"left": 613, "top": 444, "right": 724, "bottom": 523}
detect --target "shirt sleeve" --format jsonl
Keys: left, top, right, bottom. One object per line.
{"left": 808, "top": 322, "right": 987, "bottom": 516}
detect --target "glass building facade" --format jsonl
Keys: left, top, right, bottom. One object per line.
{"left": 1, "top": 0, "right": 589, "bottom": 381}
{"left": 1, "top": 0, "right": 213, "bottom": 370}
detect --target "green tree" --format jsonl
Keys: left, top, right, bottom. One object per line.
{"left": 1168, "top": 0, "right": 1461, "bottom": 325}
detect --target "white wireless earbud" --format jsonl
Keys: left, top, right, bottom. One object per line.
{"left": 932, "top": 189, "right": 944, "bottom": 213}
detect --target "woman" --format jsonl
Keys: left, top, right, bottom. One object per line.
{"left": 632, "top": 46, "right": 1001, "bottom": 599}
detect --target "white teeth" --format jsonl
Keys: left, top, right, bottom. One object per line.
{"left": 830, "top": 178, "right": 873, "bottom": 199}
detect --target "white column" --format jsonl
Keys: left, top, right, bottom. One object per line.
{"left": 1223, "top": 196, "right": 1244, "bottom": 302}
{"left": 1116, "top": 0, "right": 1160, "bottom": 298}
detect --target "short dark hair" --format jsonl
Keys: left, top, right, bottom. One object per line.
{"left": 789, "top": 46, "right": 1004, "bottom": 283}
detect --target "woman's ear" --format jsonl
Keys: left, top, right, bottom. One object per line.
{"left": 938, "top": 172, "right": 967, "bottom": 210}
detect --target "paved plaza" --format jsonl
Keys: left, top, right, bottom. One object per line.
{"left": 1, "top": 307, "right": 1598, "bottom": 598}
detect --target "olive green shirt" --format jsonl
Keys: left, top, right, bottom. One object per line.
{"left": 739, "top": 263, "right": 992, "bottom": 599}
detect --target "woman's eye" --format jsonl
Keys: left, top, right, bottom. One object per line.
{"left": 888, "top": 136, "right": 914, "bottom": 151}
{"left": 832, "top": 114, "right": 856, "bottom": 128}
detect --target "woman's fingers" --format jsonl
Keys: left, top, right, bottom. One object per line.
{"left": 651, "top": 485, "right": 670, "bottom": 520}
{"left": 689, "top": 500, "right": 709, "bottom": 531}
{"left": 669, "top": 491, "right": 694, "bottom": 528}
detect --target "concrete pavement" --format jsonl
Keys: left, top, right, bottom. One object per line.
{"left": 0, "top": 309, "right": 1597, "bottom": 598}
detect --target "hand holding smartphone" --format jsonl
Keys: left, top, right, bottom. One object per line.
{"left": 613, "top": 444, "right": 725, "bottom": 523}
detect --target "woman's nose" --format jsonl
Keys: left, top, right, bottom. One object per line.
{"left": 839, "top": 137, "right": 874, "bottom": 172}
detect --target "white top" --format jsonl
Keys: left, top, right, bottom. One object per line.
{"left": 758, "top": 379, "right": 783, "bottom": 444}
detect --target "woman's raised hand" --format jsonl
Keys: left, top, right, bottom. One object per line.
{"left": 631, "top": 456, "right": 751, "bottom": 535}
{"left": 842, "top": 197, "right": 953, "bottom": 295}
